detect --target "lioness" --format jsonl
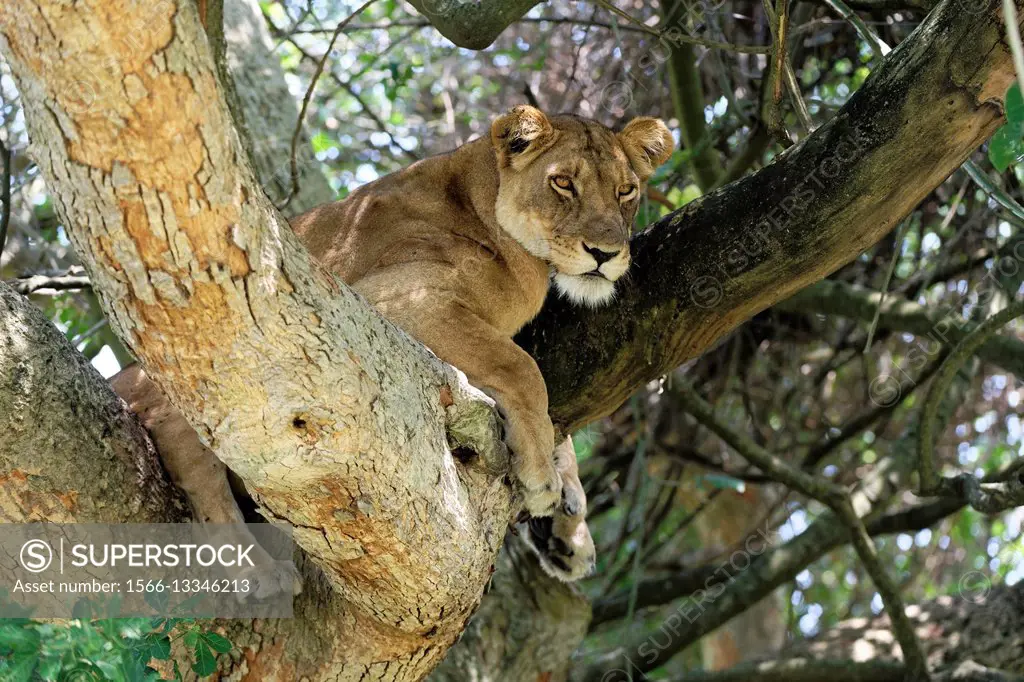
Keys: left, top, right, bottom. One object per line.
{"left": 112, "top": 106, "right": 673, "bottom": 584}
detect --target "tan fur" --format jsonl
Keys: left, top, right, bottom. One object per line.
{"left": 111, "top": 106, "right": 673, "bottom": 582}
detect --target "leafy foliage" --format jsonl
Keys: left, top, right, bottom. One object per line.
{"left": 0, "top": 617, "right": 232, "bottom": 681}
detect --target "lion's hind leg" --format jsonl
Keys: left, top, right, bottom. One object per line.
{"left": 109, "top": 365, "right": 300, "bottom": 599}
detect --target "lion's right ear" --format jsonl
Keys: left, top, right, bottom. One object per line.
{"left": 618, "top": 117, "right": 675, "bottom": 181}
{"left": 491, "top": 105, "right": 554, "bottom": 167}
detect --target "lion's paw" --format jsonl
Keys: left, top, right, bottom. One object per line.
{"left": 235, "top": 555, "right": 302, "bottom": 602}
{"left": 514, "top": 457, "right": 563, "bottom": 517}
{"left": 520, "top": 505, "right": 596, "bottom": 582}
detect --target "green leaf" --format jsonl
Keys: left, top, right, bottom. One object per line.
{"left": 191, "top": 640, "right": 216, "bottom": 677}
{"left": 988, "top": 122, "right": 1024, "bottom": 172}
{"left": 203, "top": 632, "right": 233, "bottom": 654}
{"left": 146, "top": 633, "right": 172, "bottom": 661}
{"left": 310, "top": 132, "right": 333, "bottom": 154}
{"left": 1007, "top": 83, "right": 1024, "bottom": 124}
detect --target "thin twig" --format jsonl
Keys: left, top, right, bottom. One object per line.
{"left": 1003, "top": 0, "right": 1024, "bottom": 96}
{"left": 279, "top": 0, "right": 378, "bottom": 210}
{"left": 784, "top": 65, "right": 815, "bottom": 131}
{"left": 590, "top": 0, "right": 771, "bottom": 53}
{"left": 802, "top": 351, "right": 946, "bottom": 471}
{"left": 918, "top": 300, "right": 1024, "bottom": 511}
{"left": 963, "top": 160, "right": 1024, "bottom": 223}
{"left": 591, "top": 0, "right": 660, "bottom": 36}
{"left": 294, "top": 14, "right": 772, "bottom": 51}
{"left": 0, "top": 138, "right": 11, "bottom": 261}
{"left": 761, "top": 0, "right": 794, "bottom": 144}
{"left": 823, "top": 0, "right": 889, "bottom": 60}
{"left": 9, "top": 268, "right": 92, "bottom": 295}
{"left": 283, "top": 36, "right": 420, "bottom": 164}
{"left": 864, "top": 219, "right": 908, "bottom": 351}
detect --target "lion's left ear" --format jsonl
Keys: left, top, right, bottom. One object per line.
{"left": 618, "top": 117, "right": 674, "bottom": 180}
{"left": 491, "top": 105, "right": 555, "bottom": 168}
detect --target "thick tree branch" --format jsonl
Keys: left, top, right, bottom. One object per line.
{"left": 0, "top": 283, "right": 185, "bottom": 523}
{"left": 520, "top": 0, "right": 1017, "bottom": 433}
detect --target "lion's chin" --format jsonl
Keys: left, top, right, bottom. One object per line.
{"left": 553, "top": 272, "right": 616, "bottom": 307}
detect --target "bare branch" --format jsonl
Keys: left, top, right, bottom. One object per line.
{"left": 919, "top": 300, "right": 1024, "bottom": 512}
{"left": 281, "top": 0, "right": 378, "bottom": 210}
{"left": 778, "top": 279, "right": 1024, "bottom": 379}
{"left": 8, "top": 268, "right": 91, "bottom": 295}
{"left": 673, "top": 380, "right": 928, "bottom": 677}
{"left": 519, "top": 0, "right": 1018, "bottom": 432}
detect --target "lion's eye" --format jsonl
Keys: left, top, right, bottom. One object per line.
{"left": 551, "top": 176, "right": 575, "bottom": 195}
{"left": 618, "top": 184, "right": 637, "bottom": 200}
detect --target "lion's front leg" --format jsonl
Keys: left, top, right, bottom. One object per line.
{"left": 368, "top": 292, "right": 563, "bottom": 516}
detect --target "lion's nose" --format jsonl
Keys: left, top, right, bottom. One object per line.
{"left": 583, "top": 243, "right": 620, "bottom": 266}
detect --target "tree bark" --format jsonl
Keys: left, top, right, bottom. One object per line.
{"left": 0, "top": 283, "right": 185, "bottom": 524}
{"left": 404, "top": 0, "right": 540, "bottom": 50}
{"left": 428, "top": 538, "right": 591, "bottom": 682}
{"left": 0, "top": 0, "right": 512, "bottom": 678}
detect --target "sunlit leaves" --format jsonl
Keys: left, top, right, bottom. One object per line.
{"left": 988, "top": 84, "right": 1024, "bottom": 171}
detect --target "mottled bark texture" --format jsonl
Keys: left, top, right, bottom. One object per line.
{"left": 0, "top": 283, "right": 186, "bottom": 524}
{"left": 429, "top": 538, "right": 591, "bottom": 682}
{"left": 519, "top": 0, "right": 1019, "bottom": 433}
{"left": 0, "top": 0, "right": 512, "bottom": 678}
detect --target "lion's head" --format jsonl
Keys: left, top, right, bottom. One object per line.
{"left": 490, "top": 106, "right": 674, "bottom": 306}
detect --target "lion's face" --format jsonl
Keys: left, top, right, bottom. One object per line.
{"left": 491, "top": 107, "right": 674, "bottom": 306}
